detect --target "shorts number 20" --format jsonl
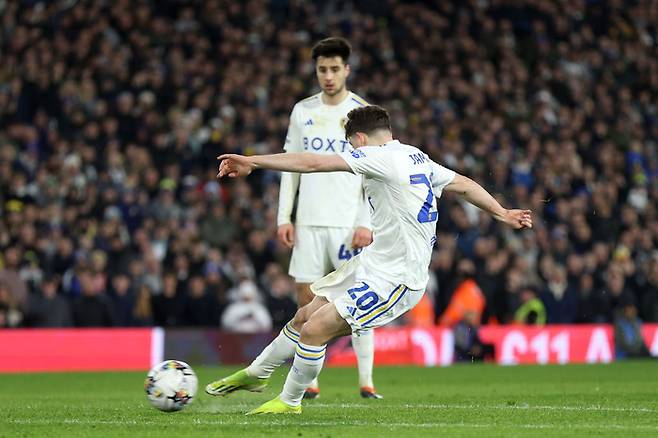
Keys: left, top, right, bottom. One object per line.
{"left": 347, "top": 282, "right": 379, "bottom": 311}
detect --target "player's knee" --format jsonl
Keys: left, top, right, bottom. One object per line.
{"left": 290, "top": 308, "right": 307, "bottom": 332}
{"left": 299, "top": 320, "right": 328, "bottom": 345}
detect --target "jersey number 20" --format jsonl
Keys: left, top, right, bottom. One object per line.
{"left": 409, "top": 173, "right": 438, "bottom": 223}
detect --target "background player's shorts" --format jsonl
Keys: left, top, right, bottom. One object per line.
{"left": 310, "top": 255, "right": 424, "bottom": 334}
{"left": 289, "top": 225, "right": 361, "bottom": 283}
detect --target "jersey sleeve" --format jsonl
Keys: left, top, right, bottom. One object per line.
{"left": 430, "top": 160, "right": 456, "bottom": 197}
{"left": 278, "top": 104, "right": 303, "bottom": 225}
{"left": 338, "top": 147, "right": 392, "bottom": 181}
{"left": 283, "top": 104, "right": 303, "bottom": 152}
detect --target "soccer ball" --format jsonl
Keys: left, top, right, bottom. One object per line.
{"left": 144, "top": 360, "right": 198, "bottom": 412}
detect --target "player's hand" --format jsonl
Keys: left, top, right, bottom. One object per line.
{"left": 217, "top": 154, "right": 254, "bottom": 178}
{"left": 351, "top": 226, "right": 373, "bottom": 249}
{"left": 501, "top": 209, "right": 533, "bottom": 229}
{"left": 277, "top": 223, "right": 295, "bottom": 248}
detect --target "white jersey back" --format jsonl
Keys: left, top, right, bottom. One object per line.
{"left": 279, "top": 92, "right": 369, "bottom": 228}
{"left": 339, "top": 140, "right": 456, "bottom": 290}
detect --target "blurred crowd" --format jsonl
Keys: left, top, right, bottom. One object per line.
{"left": 0, "top": 0, "right": 656, "bottom": 331}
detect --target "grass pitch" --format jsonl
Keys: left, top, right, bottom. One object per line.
{"left": 1, "top": 361, "right": 657, "bottom": 437}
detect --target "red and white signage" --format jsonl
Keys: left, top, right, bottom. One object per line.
{"left": 0, "top": 324, "right": 656, "bottom": 372}
{"left": 327, "top": 326, "right": 454, "bottom": 367}
{"left": 0, "top": 328, "right": 163, "bottom": 373}
{"left": 478, "top": 325, "right": 614, "bottom": 365}
{"left": 326, "top": 324, "right": 658, "bottom": 367}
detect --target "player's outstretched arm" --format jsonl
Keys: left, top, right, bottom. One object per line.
{"left": 217, "top": 153, "right": 350, "bottom": 178}
{"left": 444, "top": 174, "right": 533, "bottom": 229}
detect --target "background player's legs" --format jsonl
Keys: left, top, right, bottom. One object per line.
{"left": 245, "top": 295, "right": 328, "bottom": 379}
{"left": 352, "top": 330, "right": 375, "bottom": 388}
{"left": 280, "top": 302, "right": 351, "bottom": 407}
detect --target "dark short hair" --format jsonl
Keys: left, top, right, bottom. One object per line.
{"left": 344, "top": 105, "right": 391, "bottom": 139}
{"left": 311, "top": 37, "right": 351, "bottom": 63}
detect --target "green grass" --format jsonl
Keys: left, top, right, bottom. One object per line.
{"left": 1, "top": 362, "right": 657, "bottom": 437}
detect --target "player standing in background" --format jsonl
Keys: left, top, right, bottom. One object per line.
{"left": 208, "top": 105, "right": 533, "bottom": 414}
{"left": 276, "top": 37, "right": 380, "bottom": 399}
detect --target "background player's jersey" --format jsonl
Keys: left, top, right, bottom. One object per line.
{"left": 339, "top": 140, "right": 456, "bottom": 290}
{"left": 278, "top": 92, "right": 370, "bottom": 228}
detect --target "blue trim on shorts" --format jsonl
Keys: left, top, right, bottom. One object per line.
{"left": 355, "top": 285, "right": 404, "bottom": 322}
{"left": 361, "top": 287, "right": 409, "bottom": 327}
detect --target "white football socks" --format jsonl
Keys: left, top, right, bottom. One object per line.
{"left": 280, "top": 341, "right": 327, "bottom": 406}
{"left": 352, "top": 330, "right": 375, "bottom": 388}
{"left": 246, "top": 322, "right": 299, "bottom": 379}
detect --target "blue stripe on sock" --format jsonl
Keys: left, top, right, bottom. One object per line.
{"left": 282, "top": 330, "right": 298, "bottom": 343}
{"left": 283, "top": 325, "right": 299, "bottom": 341}
{"left": 285, "top": 323, "right": 300, "bottom": 338}
{"left": 295, "top": 352, "right": 325, "bottom": 361}
{"left": 297, "top": 343, "right": 326, "bottom": 354}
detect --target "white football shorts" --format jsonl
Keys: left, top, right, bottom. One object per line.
{"left": 310, "top": 255, "right": 424, "bottom": 334}
{"left": 289, "top": 225, "right": 361, "bottom": 283}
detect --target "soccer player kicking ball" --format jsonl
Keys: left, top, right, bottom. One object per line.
{"left": 207, "top": 106, "right": 533, "bottom": 414}
{"left": 275, "top": 37, "right": 377, "bottom": 399}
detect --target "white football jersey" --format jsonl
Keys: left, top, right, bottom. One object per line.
{"left": 278, "top": 92, "right": 370, "bottom": 228}
{"left": 339, "top": 140, "right": 456, "bottom": 290}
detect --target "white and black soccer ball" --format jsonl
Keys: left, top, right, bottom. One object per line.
{"left": 144, "top": 360, "right": 198, "bottom": 412}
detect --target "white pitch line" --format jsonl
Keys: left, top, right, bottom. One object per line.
{"left": 301, "top": 402, "right": 658, "bottom": 414}
{"left": 16, "top": 401, "right": 656, "bottom": 415}
{"left": 5, "top": 418, "right": 658, "bottom": 431}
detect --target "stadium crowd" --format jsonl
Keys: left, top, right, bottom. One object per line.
{"left": 0, "top": 0, "right": 656, "bottom": 330}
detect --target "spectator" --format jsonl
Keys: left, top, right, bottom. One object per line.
{"left": 266, "top": 274, "right": 297, "bottom": 331}
{"left": 0, "top": 303, "right": 8, "bottom": 328}
{"left": 25, "top": 275, "right": 72, "bottom": 327}
{"left": 71, "top": 269, "right": 115, "bottom": 327}
{"left": 0, "top": 246, "right": 28, "bottom": 311}
{"left": 431, "top": 246, "right": 456, "bottom": 319}
{"left": 540, "top": 264, "right": 578, "bottom": 324}
{"left": 109, "top": 274, "right": 135, "bottom": 326}
{"left": 152, "top": 273, "right": 183, "bottom": 327}
{"left": 222, "top": 280, "right": 272, "bottom": 333}
{"left": 132, "top": 284, "right": 154, "bottom": 326}
{"left": 591, "top": 264, "right": 636, "bottom": 323}
{"left": 575, "top": 273, "right": 597, "bottom": 323}
{"left": 640, "top": 256, "right": 658, "bottom": 322}
{"left": 406, "top": 295, "right": 436, "bottom": 328}
{"left": 183, "top": 275, "right": 220, "bottom": 326}
{"left": 200, "top": 204, "right": 239, "bottom": 250}
{"left": 0, "top": 280, "right": 23, "bottom": 327}
{"left": 614, "top": 294, "right": 651, "bottom": 359}
{"left": 453, "top": 311, "right": 495, "bottom": 363}
{"left": 246, "top": 229, "right": 276, "bottom": 276}
{"left": 438, "top": 259, "right": 485, "bottom": 326}
{"left": 514, "top": 287, "right": 546, "bottom": 325}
